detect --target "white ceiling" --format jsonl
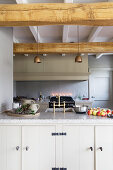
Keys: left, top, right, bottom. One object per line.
{"left": 1, "top": 0, "right": 113, "bottom": 46}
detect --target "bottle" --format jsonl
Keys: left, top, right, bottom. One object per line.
{"left": 39, "top": 92, "right": 42, "bottom": 101}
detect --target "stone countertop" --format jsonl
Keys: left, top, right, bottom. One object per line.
{"left": 0, "top": 111, "right": 113, "bottom": 124}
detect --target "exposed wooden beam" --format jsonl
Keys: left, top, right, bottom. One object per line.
{"left": 88, "top": 27, "right": 103, "bottom": 42}
{"left": 13, "top": 42, "right": 113, "bottom": 54}
{"left": 1, "top": 3, "right": 113, "bottom": 26}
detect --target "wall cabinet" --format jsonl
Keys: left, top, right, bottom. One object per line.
{"left": 0, "top": 125, "right": 113, "bottom": 170}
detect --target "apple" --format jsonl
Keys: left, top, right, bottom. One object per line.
{"left": 88, "top": 110, "right": 92, "bottom": 115}
{"left": 106, "top": 109, "right": 111, "bottom": 114}
{"left": 101, "top": 111, "right": 107, "bottom": 117}
{"left": 97, "top": 111, "right": 101, "bottom": 116}
{"left": 93, "top": 110, "right": 98, "bottom": 116}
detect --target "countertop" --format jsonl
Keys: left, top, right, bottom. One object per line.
{"left": 0, "top": 111, "right": 113, "bottom": 125}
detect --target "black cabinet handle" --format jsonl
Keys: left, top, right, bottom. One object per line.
{"left": 52, "top": 133, "right": 56, "bottom": 136}
{"left": 89, "top": 147, "right": 93, "bottom": 151}
{"left": 99, "top": 147, "right": 103, "bottom": 151}
{"left": 52, "top": 132, "right": 67, "bottom": 136}
{"left": 52, "top": 168, "right": 67, "bottom": 170}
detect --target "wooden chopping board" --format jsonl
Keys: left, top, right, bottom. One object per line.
{"left": 5, "top": 110, "right": 40, "bottom": 118}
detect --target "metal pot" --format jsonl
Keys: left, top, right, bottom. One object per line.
{"left": 73, "top": 105, "right": 88, "bottom": 113}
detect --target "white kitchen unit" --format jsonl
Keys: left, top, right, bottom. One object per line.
{"left": 62, "top": 125, "right": 94, "bottom": 170}
{"left": 0, "top": 125, "right": 56, "bottom": 170}
{"left": 95, "top": 126, "right": 113, "bottom": 170}
{"left": 0, "top": 121, "right": 113, "bottom": 170}
{"left": 0, "top": 126, "right": 21, "bottom": 170}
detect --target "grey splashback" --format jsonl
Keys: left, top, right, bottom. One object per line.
{"left": 15, "top": 80, "right": 88, "bottom": 99}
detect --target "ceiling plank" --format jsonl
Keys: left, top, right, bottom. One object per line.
{"left": 88, "top": 26, "right": 103, "bottom": 42}
{"left": 14, "top": 42, "right": 113, "bottom": 54}
{"left": 63, "top": 0, "right": 73, "bottom": 43}
{"left": 1, "top": 3, "right": 113, "bottom": 26}
{"left": 16, "top": 0, "right": 42, "bottom": 43}
{"left": 96, "top": 53, "right": 113, "bottom": 59}
{"left": 62, "top": 25, "right": 70, "bottom": 43}
{"left": 96, "top": 53, "right": 103, "bottom": 59}
{"left": 88, "top": 26, "right": 103, "bottom": 59}
{"left": 13, "top": 36, "right": 20, "bottom": 43}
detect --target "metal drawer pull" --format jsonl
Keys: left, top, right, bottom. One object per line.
{"left": 26, "top": 146, "right": 29, "bottom": 151}
{"left": 16, "top": 146, "right": 19, "bottom": 151}
{"left": 52, "top": 133, "right": 56, "bottom": 136}
{"left": 89, "top": 147, "right": 93, "bottom": 151}
{"left": 62, "top": 132, "right": 67, "bottom": 136}
{"left": 52, "top": 168, "right": 67, "bottom": 170}
{"left": 52, "top": 132, "right": 67, "bottom": 136}
{"left": 99, "top": 147, "right": 103, "bottom": 151}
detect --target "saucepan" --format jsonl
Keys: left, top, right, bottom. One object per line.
{"left": 73, "top": 105, "right": 89, "bottom": 113}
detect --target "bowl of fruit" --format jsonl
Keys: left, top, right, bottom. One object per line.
{"left": 87, "top": 108, "right": 112, "bottom": 117}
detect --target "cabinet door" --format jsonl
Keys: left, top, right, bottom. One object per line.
{"left": 62, "top": 125, "right": 94, "bottom": 170}
{"left": 79, "top": 126, "right": 94, "bottom": 170}
{"left": 22, "top": 125, "right": 56, "bottom": 170}
{"left": 0, "top": 126, "right": 21, "bottom": 170}
{"left": 95, "top": 126, "right": 113, "bottom": 170}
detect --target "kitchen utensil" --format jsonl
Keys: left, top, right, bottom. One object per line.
{"left": 29, "top": 103, "right": 40, "bottom": 113}
{"left": 12, "top": 102, "right": 20, "bottom": 109}
{"left": 5, "top": 110, "right": 40, "bottom": 118}
{"left": 21, "top": 99, "right": 35, "bottom": 105}
{"left": 73, "top": 105, "right": 88, "bottom": 113}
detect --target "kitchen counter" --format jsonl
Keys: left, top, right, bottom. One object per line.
{"left": 0, "top": 111, "right": 113, "bottom": 125}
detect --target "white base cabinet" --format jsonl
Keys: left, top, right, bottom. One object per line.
{"left": 0, "top": 125, "right": 113, "bottom": 170}
{"left": 22, "top": 126, "right": 55, "bottom": 170}
{"left": 0, "top": 126, "right": 21, "bottom": 170}
{"left": 62, "top": 126, "right": 94, "bottom": 170}
{"left": 0, "top": 125, "right": 56, "bottom": 170}
{"left": 95, "top": 126, "right": 113, "bottom": 170}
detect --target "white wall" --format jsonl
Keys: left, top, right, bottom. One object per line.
{"left": 0, "top": 28, "right": 13, "bottom": 112}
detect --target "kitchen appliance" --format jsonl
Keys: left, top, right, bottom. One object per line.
{"left": 49, "top": 96, "right": 75, "bottom": 108}
{"left": 73, "top": 105, "right": 88, "bottom": 114}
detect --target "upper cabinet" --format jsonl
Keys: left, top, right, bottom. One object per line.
{"left": 14, "top": 54, "right": 89, "bottom": 81}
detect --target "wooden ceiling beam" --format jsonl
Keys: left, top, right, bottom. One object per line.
{"left": 1, "top": 3, "right": 113, "bottom": 26}
{"left": 13, "top": 42, "right": 113, "bottom": 54}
